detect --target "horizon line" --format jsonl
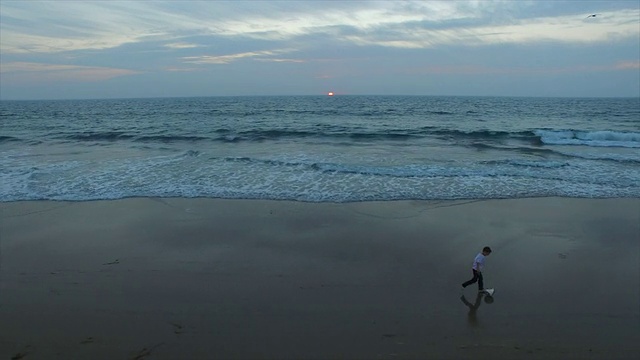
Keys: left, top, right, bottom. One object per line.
{"left": 2, "top": 94, "right": 639, "bottom": 102}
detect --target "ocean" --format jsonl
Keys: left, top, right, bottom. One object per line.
{"left": 1, "top": 96, "right": 639, "bottom": 202}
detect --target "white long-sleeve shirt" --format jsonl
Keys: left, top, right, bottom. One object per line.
{"left": 472, "top": 253, "right": 486, "bottom": 272}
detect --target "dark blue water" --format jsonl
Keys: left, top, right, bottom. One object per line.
{"left": 1, "top": 96, "right": 639, "bottom": 202}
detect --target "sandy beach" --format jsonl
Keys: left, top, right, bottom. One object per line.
{"left": 1, "top": 197, "right": 638, "bottom": 359}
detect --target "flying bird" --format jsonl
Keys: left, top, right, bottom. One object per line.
{"left": 586, "top": 14, "right": 600, "bottom": 18}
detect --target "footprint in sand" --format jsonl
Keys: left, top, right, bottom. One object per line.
{"left": 170, "top": 322, "right": 185, "bottom": 335}
{"left": 12, "top": 344, "right": 32, "bottom": 359}
{"left": 131, "top": 347, "right": 151, "bottom": 360}
{"left": 130, "top": 343, "right": 164, "bottom": 360}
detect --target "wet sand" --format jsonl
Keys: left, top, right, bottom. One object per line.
{"left": 1, "top": 198, "right": 639, "bottom": 359}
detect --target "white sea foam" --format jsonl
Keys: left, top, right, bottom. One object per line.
{"left": 2, "top": 150, "right": 638, "bottom": 202}
{"left": 535, "top": 130, "right": 640, "bottom": 148}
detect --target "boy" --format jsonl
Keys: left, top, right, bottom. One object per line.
{"left": 462, "top": 246, "right": 492, "bottom": 293}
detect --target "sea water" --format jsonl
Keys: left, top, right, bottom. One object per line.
{"left": 1, "top": 96, "right": 638, "bottom": 202}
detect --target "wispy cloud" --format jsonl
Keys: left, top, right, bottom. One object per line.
{"left": 615, "top": 61, "right": 640, "bottom": 70}
{"left": 1, "top": 1, "right": 637, "bottom": 55}
{"left": 163, "top": 67, "right": 201, "bottom": 72}
{"left": 182, "top": 49, "right": 295, "bottom": 65}
{"left": 164, "top": 42, "right": 201, "bottom": 49}
{"left": 407, "top": 61, "right": 640, "bottom": 75}
{"left": 341, "top": 10, "right": 640, "bottom": 49}
{"left": 254, "top": 58, "right": 306, "bottom": 63}
{"left": 1, "top": 62, "right": 139, "bottom": 81}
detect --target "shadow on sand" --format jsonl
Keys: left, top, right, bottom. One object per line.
{"left": 460, "top": 292, "right": 494, "bottom": 327}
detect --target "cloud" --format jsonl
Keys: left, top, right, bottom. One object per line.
{"left": 1, "top": 1, "right": 637, "bottom": 55}
{"left": 182, "top": 49, "right": 295, "bottom": 65}
{"left": 254, "top": 58, "right": 306, "bottom": 63}
{"left": 407, "top": 61, "right": 640, "bottom": 76}
{"left": 615, "top": 61, "right": 640, "bottom": 70}
{"left": 0, "top": 1, "right": 202, "bottom": 54}
{"left": 163, "top": 67, "right": 200, "bottom": 72}
{"left": 339, "top": 9, "right": 640, "bottom": 49}
{"left": 1, "top": 62, "right": 139, "bottom": 81}
{"left": 164, "top": 42, "right": 201, "bottom": 49}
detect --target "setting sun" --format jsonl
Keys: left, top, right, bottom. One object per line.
{"left": 327, "top": 92, "right": 334, "bottom": 96}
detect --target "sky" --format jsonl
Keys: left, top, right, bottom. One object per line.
{"left": 1, "top": 0, "right": 639, "bottom": 100}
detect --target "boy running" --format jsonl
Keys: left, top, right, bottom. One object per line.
{"left": 462, "top": 246, "right": 492, "bottom": 293}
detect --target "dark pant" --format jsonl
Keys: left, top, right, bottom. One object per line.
{"left": 462, "top": 269, "right": 484, "bottom": 290}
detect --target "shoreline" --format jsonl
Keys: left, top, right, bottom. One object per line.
{"left": 2, "top": 194, "right": 639, "bottom": 203}
{"left": 1, "top": 197, "right": 639, "bottom": 359}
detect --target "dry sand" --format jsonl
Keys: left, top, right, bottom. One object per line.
{"left": 1, "top": 198, "right": 639, "bottom": 359}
